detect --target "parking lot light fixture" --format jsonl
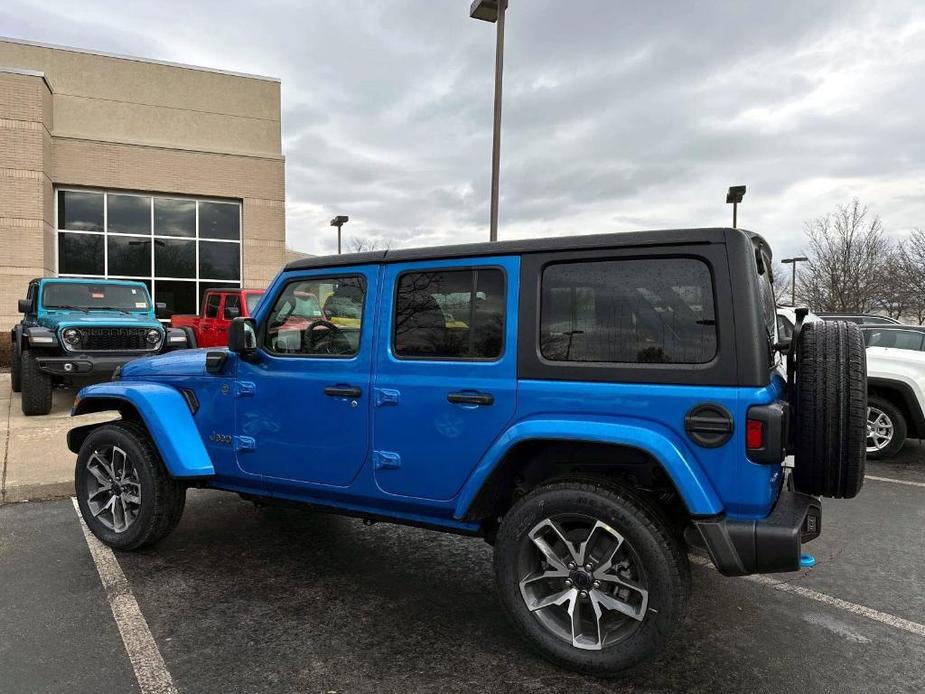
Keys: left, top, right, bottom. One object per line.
{"left": 330, "top": 215, "right": 349, "bottom": 255}
{"left": 781, "top": 256, "right": 809, "bottom": 305}
{"left": 470, "top": 0, "right": 509, "bottom": 243}
{"left": 726, "top": 185, "right": 746, "bottom": 227}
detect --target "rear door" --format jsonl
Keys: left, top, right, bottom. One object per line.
{"left": 372, "top": 256, "right": 518, "bottom": 500}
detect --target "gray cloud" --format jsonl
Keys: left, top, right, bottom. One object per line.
{"left": 4, "top": 0, "right": 925, "bottom": 259}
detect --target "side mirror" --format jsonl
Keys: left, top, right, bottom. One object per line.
{"left": 155, "top": 302, "right": 169, "bottom": 319}
{"left": 18, "top": 298, "right": 32, "bottom": 314}
{"left": 228, "top": 317, "right": 257, "bottom": 355}
{"left": 224, "top": 306, "right": 241, "bottom": 320}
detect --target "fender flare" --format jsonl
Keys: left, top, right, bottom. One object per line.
{"left": 70, "top": 382, "right": 214, "bottom": 478}
{"left": 453, "top": 417, "right": 723, "bottom": 520}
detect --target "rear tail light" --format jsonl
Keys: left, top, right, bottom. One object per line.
{"left": 746, "top": 418, "right": 766, "bottom": 450}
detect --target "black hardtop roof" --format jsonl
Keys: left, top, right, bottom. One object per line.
{"left": 285, "top": 227, "right": 769, "bottom": 271}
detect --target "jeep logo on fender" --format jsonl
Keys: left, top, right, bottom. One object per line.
{"left": 209, "top": 432, "right": 232, "bottom": 445}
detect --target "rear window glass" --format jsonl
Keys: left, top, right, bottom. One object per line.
{"left": 864, "top": 329, "right": 925, "bottom": 351}
{"left": 539, "top": 258, "right": 716, "bottom": 364}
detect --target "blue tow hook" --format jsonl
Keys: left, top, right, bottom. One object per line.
{"left": 799, "top": 553, "right": 817, "bottom": 569}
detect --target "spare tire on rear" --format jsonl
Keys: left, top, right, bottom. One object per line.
{"left": 792, "top": 320, "right": 866, "bottom": 498}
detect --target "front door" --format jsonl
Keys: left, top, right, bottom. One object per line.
{"left": 235, "top": 266, "right": 377, "bottom": 490}
{"left": 199, "top": 292, "right": 222, "bottom": 347}
{"left": 372, "top": 256, "right": 518, "bottom": 500}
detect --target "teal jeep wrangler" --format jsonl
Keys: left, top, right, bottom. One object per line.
{"left": 11, "top": 278, "right": 189, "bottom": 415}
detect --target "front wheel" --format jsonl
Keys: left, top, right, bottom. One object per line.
{"left": 493, "top": 480, "right": 690, "bottom": 677}
{"left": 866, "top": 396, "right": 907, "bottom": 460}
{"left": 20, "top": 348, "right": 52, "bottom": 415}
{"left": 10, "top": 338, "right": 22, "bottom": 393}
{"left": 75, "top": 422, "right": 186, "bottom": 550}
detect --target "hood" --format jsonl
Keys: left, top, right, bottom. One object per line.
{"left": 121, "top": 348, "right": 218, "bottom": 379}
{"left": 39, "top": 312, "right": 163, "bottom": 331}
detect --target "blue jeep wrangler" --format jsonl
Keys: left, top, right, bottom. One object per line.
{"left": 68, "top": 229, "right": 866, "bottom": 676}
{"left": 11, "top": 278, "right": 189, "bottom": 416}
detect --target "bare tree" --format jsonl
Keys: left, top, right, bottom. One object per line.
{"left": 900, "top": 228, "right": 925, "bottom": 324}
{"left": 797, "top": 199, "right": 890, "bottom": 313}
{"left": 875, "top": 243, "right": 912, "bottom": 320}
{"left": 347, "top": 236, "right": 392, "bottom": 253}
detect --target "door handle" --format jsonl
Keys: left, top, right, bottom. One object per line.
{"left": 447, "top": 391, "right": 494, "bottom": 406}
{"left": 324, "top": 385, "right": 362, "bottom": 398}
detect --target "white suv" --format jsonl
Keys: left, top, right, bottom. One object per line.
{"left": 778, "top": 309, "right": 925, "bottom": 459}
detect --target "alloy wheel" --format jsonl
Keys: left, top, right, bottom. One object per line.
{"left": 866, "top": 406, "right": 894, "bottom": 453}
{"left": 517, "top": 515, "right": 649, "bottom": 651}
{"left": 83, "top": 445, "right": 142, "bottom": 533}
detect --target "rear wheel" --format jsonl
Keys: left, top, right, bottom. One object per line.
{"left": 10, "top": 338, "right": 22, "bottom": 393}
{"left": 493, "top": 480, "right": 689, "bottom": 677}
{"left": 865, "top": 396, "right": 906, "bottom": 460}
{"left": 20, "top": 349, "right": 52, "bottom": 416}
{"left": 75, "top": 422, "right": 186, "bottom": 550}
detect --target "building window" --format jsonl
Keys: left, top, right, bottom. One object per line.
{"left": 56, "top": 189, "right": 243, "bottom": 318}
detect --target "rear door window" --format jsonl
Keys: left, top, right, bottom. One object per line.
{"left": 539, "top": 258, "right": 716, "bottom": 364}
{"left": 393, "top": 268, "right": 505, "bottom": 360}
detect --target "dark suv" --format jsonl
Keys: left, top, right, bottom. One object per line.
{"left": 68, "top": 228, "right": 866, "bottom": 676}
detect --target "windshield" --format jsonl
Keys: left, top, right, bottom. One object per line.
{"left": 245, "top": 292, "right": 263, "bottom": 315}
{"left": 42, "top": 283, "right": 151, "bottom": 311}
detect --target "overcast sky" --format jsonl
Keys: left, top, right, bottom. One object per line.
{"left": 4, "top": 1, "right": 925, "bottom": 259}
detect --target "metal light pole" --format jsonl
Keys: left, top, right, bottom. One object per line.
{"left": 470, "top": 0, "right": 509, "bottom": 242}
{"left": 781, "top": 256, "right": 808, "bottom": 305}
{"left": 726, "top": 185, "right": 746, "bottom": 227}
{"left": 330, "top": 215, "right": 348, "bottom": 254}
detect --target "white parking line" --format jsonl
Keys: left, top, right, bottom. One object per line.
{"left": 689, "top": 555, "right": 925, "bottom": 638}
{"left": 866, "top": 475, "right": 925, "bottom": 489}
{"left": 71, "top": 498, "right": 178, "bottom": 694}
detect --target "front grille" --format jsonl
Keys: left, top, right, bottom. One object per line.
{"left": 74, "top": 327, "right": 158, "bottom": 352}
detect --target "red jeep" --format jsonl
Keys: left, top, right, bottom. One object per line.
{"left": 171, "top": 288, "right": 265, "bottom": 348}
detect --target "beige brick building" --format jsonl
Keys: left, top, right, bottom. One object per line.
{"left": 0, "top": 37, "right": 285, "bottom": 364}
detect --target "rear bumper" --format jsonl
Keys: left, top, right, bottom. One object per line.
{"left": 35, "top": 354, "right": 145, "bottom": 377}
{"left": 686, "top": 487, "right": 822, "bottom": 576}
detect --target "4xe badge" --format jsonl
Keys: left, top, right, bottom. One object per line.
{"left": 209, "top": 432, "right": 232, "bottom": 445}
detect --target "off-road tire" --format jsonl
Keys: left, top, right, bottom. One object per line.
{"left": 493, "top": 479, "right": 690, "bottom": 678}
{"left": 792, "top": 320, "right": 866, "bottom": 498}
{"left": 10, "top": 337, "right": 22, "bottom": 393}
{"left": 20, "top": 348, "right": 53, "bottom": 416}
{"left": 865, "top": 395, "right": 906, "bottom": 461}
{"left": 75, "top": 421, "right": 186, "bottom": 550}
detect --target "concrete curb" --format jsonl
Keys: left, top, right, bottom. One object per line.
{"left": 2, "top": 479, "right": 74, "bottom": 504}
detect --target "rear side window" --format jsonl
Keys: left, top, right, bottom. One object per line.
{"left": 393, "top": 268, "right": 505, "bottom": 360}
{"left": 205, "top": 293, "right": 221, "bottom": 318}
{"left": 539, "top": 258, "right": 716, "bottom": 364}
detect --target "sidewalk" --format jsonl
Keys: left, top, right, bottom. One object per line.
{"left": 0, "top": 373, "right": 114, "bottom": 503}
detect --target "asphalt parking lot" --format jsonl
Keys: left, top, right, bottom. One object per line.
{"left": 2, "top": 450, "right": 924, "bottom": 694}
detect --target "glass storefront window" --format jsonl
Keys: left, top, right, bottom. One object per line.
{"left": 56, "top": 189, "right": 242, "bottom": 318}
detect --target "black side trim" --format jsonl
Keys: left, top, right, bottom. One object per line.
{"left": 686, "top": 488, "right": 821, "bottom": 576}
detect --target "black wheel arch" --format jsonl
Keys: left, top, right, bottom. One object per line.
{"left": 68, "top": 397, "right": 144, "bottom": 454}
{"left": 462, "top": 438, "right": 689, "bottom": 528}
